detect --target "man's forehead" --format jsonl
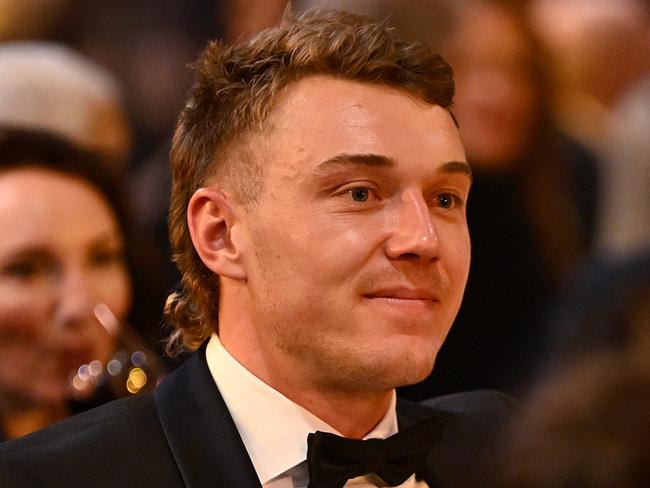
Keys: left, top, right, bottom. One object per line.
{"left": 267, "top": 77, "right": 457, "bottom": 150}
{"left": 241, "top": 75, "right": 466, "bottom": 192}
{"left": 268, "top": 75, "right": 442, "bottom": 128}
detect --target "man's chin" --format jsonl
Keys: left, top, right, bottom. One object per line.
{"left": 389, "top": 334, "right": 442, "bottom": 379}
{"left": 354, "top": 347, "right": 438, "bottom": 391}
{"left": 390, "top": 357, "right": 437, "bottom": 389}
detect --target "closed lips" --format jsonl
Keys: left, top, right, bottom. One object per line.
{"left": 364, "top": 288, "right": 438, "bottom": 301}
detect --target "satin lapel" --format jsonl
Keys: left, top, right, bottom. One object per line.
{"left": 155, "top": 345, "right": 262, "bottom": 488}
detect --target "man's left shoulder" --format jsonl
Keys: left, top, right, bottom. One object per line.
{"left": 398, "top": 389, "right": 518, "bottom": 427}
{"left": 398, "top": 390, "right": 518, "bottom": 488}
{"left": 424, "top": 389, "right": 518, "bottom": 421}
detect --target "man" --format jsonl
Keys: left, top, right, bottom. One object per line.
{"left": 0, "top": 9, "right": 514, "bottom": 488}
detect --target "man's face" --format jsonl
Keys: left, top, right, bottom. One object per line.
{"left": 236, "top": 76, "right": 470, "bottom": 392}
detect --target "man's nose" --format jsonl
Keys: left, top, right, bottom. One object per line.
{"left": 54, "top": 268, "right": 95, "bottom": 330}
{"left": 385, "top": 192, "right": 439, "bottom": 260}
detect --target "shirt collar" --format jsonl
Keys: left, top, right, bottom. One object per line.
{"left": 205, "top": 334, "right": 398, "bottom": 484}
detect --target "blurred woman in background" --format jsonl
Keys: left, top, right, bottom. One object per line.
{"left": 0, "top": 128, "right": 162, "bottom": 440}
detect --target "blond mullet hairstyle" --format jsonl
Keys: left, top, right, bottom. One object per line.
{"left": 164, "top": 8, "right": 456, "bottom": 353}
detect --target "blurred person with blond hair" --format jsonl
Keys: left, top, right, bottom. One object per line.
{"left": 0, "top": 42, "right": 131, "bottom": 169}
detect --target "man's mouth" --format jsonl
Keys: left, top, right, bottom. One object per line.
{"left": 363, "top": 287, "right": 439, "bottom": 303}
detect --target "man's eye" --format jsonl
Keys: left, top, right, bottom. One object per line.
{"left": 348, "top": 187, "right": 371, "bottom": 202}
{"left": 437, "top": 193, "right": 456, "bottom": 209}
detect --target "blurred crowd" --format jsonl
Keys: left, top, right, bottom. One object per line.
{"left": 0, "top": 0, "right": 648, "bottom": 484}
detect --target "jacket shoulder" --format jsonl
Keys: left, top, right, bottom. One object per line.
{"left": 422, "top": 389, "right": 519, "bottom": 418}
{"left": 398, "top": 389, "right": 518, "bottom": 426}
{"left": 0, "top": 394, "right": 182, "bottom": 487}
{"left": 399, "top": 390, "right": 518, "bottom": 488}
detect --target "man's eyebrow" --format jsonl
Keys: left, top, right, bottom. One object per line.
{"left": 313, "top": 153, "right": 472, "bottom": 181}
{"left": 440, "top": 161, "right": 473, "bottom": 181}
{"left": 313, "top": 153, "right": 395, "bottom": 175}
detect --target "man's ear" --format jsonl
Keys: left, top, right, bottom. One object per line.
{"left": 187, "top": 188, "right": 247, "bottom": 280}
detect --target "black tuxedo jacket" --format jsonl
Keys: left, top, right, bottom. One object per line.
{"left": 0, "top": 346, "right": 515, "bottom": 487}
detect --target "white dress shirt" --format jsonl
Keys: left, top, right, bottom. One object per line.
{"left": 205, "top": 334, "right": 428, "bottom": 488}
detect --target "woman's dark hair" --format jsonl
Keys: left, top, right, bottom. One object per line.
{"left": 0, "top": 126, "right": 128, "bottom": 227}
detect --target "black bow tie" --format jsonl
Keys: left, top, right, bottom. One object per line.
{"left": 306, "top": 418, "right": 439, "bottom": 488}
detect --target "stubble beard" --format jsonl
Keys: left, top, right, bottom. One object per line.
{"left": 257, "top": 291, "right": 439, "bottom": 393}
{"left": 250, "top": 233, "right": 446, "bottom": 393}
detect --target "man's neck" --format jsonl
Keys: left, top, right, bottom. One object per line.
{"left": 218, "top": 324, "right": 393, "bottom": 439}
